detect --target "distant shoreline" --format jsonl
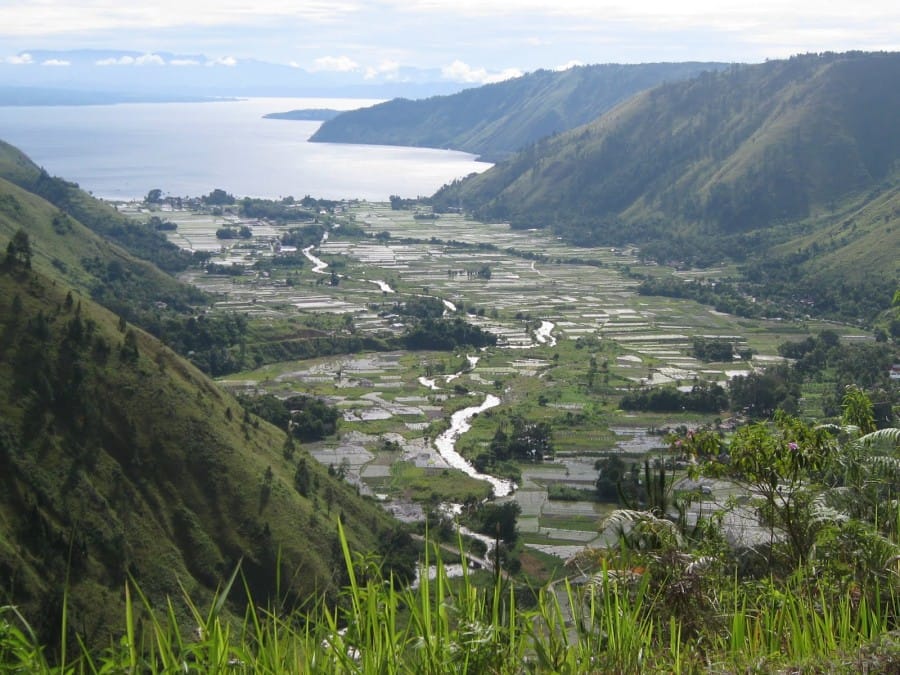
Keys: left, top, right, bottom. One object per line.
{"left": 263, "top": 108, "right": 343, "bottom": 121}
{"left": 0, "top": 87, "right": 237, "bottom": 107}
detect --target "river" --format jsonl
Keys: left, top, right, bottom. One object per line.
{"left": 433, "top": 393, "right": 514, "bottom": 498}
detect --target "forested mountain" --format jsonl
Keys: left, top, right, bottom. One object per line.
{"left": 310, "top": 62, "right": 727, "bottom": 161}
{"left": 433, "top": 52, "right": 900, "bottom": 318}
{"left": 0, "top": 149, "right": 406, "bottom": 649}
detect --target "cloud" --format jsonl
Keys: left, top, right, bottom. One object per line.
{"left": 170, "top": 58, "right": 201, "bottom": 66}
{"left": 96, "top": 53, "right": 166, "bottom": 66}
{"left": 135, "top": 53, "right": 165, "bottom": 65}
{"left": 310, "top": 55, "right": 359, "bottom": 72}
{"left": 554, "top": 60, "right": 583, "bottom": 71}
{"left": 206, "top": 56, "right": 237, "bottom": 66}
{"left": 364, "top": 59, "right": 400, "bottom": 79}
{"left": 41, "top": 59, "right": 71, "bottom": 66}
{"left": 441, "top": 60, "right": 522, "bottom": 84}
{"left": 0, "top": 1, "right": 363, "bottom": 37}
{"left": 5, "top": 53, "right": 34, "bottom": 64}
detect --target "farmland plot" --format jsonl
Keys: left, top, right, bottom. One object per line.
{"left": 143, "top": 200, "right": 865, "bottom": 558}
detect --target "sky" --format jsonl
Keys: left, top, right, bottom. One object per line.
{"left": 1, "top": 0, "right": 898, "bottom": 84}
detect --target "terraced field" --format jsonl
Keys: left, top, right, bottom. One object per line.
{"left": 137, "top": 200, "right": 864, "bottom": 555}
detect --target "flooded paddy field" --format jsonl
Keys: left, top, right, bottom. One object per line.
{"left": 134, "top": 199, "right": 866, "bottom": 559}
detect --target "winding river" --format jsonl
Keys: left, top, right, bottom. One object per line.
{"left": 433, "top": 393, "right": 514, "bottom": 497}
{"left": 534, "top": 320, "right": 557, "bottom": 347}
{"left": 302, "top": 245, "right": 329, "bottom": 273}
{"left": 302, "top": 233, "right": 394, "bottom": 293}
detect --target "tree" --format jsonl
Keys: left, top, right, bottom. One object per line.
{"left": 697, "top": 411, "right": 836, "bottom": 567}
{"left": 841, "top": 385, "right": 876, "bottom": 434}
{"left": 145, "top": 188, "right": 163, "bottom": 204}
{"left": 294, "top": 458, "right": 312, "bottom": 497}
{"left": 595, "top": 455, "right": 628, "bottom": 501}
{"left": 120, "top": 328, "right": 139, "bottom": 363}
{"left": 205, "top": 188, "right": 235, "bottom": 206}
{"left": 5, "top": 229, "right": 32, "bottom": 269}
{"left": 478, "top": 501, "right": 521, "bottom": 545}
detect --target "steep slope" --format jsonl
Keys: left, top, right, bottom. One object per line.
{"left": 0, "top": 140, "right": 209, "bottom": 336}
{"left": 0, "top": 231, "right": 404, "bottom": 649}
{"left": 0, "top": 262, "right": 404, "bottom": 648}
{"left": 434, "top": 52, "right": 900, "bottom": 316}
{"left": 310, "top": 62, "right": 727, "bottom": 161}
{"left": 0, "top": 140, "right": 195, "bottom": 276}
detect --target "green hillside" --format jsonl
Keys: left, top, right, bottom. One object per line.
{"left": 310, "top": 62, "right": 727, "bottom": 161}
{"left": 0, "top": 141, "right": 205, "bottom": 329}
{"left": 434, "top": 52, "right": 900, "bottom": 318}
{"left": 0, "top": 203, "right": 405, "bottom": 650}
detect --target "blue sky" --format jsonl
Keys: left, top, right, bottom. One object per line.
{"left": 1, "top": 0, "right": 898, "bottom": 84}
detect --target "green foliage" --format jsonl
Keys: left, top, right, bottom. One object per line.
{"left": 402, "top": 317, "right": 497, "bottom": 351}
{"left": 691, "top": 337, "right": 734, "bottom": 362}
{"left": 392, "top": 295, "right": 445, "bottom": 319}
{"left": 0, "top": 266, "right": 397, "bottom": 650}
{"left": 285, "top": 394, "right": 340, "bottom": 441}
{"left": 161, "top": 312, "right": 248, "bottom": 376}
{"left": 214, "top": 225, "right": 251, "bottom": 239}
{"left": 239, "top": 197, "right": 316, "bottom": 222}
{"left": 729, "top": 364, "right": 801, "bottom": 418}
{"left": 696, "top": 412, "right": 840, "bottom": 567}
{"left": 842, "top": 385, "right": 877, "bottom": 434}
{"left": 237, "top": 392, "right": 291, "bottom": 430}
{"left": 4, "top": 228, "right": 31, "bottom": 269}
{"left": 487, "top": 417, "right": 554, "bottom": 462}
{"left": 595, "top": 455, "right": 630, "bottom": 501}
{"left": 620, "top": 382, "right": 728, "bottom": 413}
{"left": 472, "top": 501, "right": 521, "bottom": 545}
{"left": 202, "top": 188, "right": 235, "bottom": 206}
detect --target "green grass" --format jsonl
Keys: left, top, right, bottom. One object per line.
{"left": 388, "top": 462, "right": 493, "bottom": 503}
{"left": 5, "top": 525, "right": 897, "bottom": 673}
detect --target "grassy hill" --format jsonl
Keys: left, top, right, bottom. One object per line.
{"left": 310, "top": 62, "right": 727, "bottom": 161}
{"left": 0, "top": 141, "right": 206, "bottom": 328}
{"left": 0, "top": 176, "right": 406, "bottom": 651}
{"left": 434, "top": 52, "right": 900, "bottom": 319}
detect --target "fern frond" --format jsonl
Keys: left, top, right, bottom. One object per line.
{"left": 859, "top": 427, "right": 900, "bottom": 448}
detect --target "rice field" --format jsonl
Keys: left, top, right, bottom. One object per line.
{"left": 142, "top": 200, "right": 866, "bottom": 556}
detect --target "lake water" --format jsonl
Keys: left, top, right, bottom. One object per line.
{"left": 0, "top": 97, "right": 491, "bottom": 201}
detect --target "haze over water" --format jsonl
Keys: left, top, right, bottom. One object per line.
{"left": 0, "top": 97, "right": 491, "bottom": 201}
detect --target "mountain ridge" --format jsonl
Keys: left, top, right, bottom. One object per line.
{"left": 431, "top": 51, "right": 900, "bottom": 319}
{"left": 310, "top": 62, "right": 729, "bottom": 161}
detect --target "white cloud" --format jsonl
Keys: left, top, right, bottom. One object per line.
{"left": 554, "top": 60, "right": 583, "bottom": 71}
{"left": 206, "top": 56, "right": 238, "bottom": 66}
{"left": 0, "top": 0, "right": 897, "bottom": 72}
{"left": 96, "top": 55, "right": 133, "bottom": 65}
{"left": 96, "top": 53, "right": 165, "bottom": 66}
{"left": 441, "top": 60, "right": 522, "bottom": 84}
{"left": 5, "top": 53, "right": 34, "bottom": 64}
{"left": 41, "top": 58, "right": 71, "bottom": 66}
{"left": 310, "top": 55, "right": 359, "bottom": 72}
{"left": 0, "top": 1, "right": 362, "bottom": 36}
{"left": 170, "top": 58, "right": 201, "bottom": 66}
{"left": 364, "top": 59, "right": 400, "bottom": 79}
{"left": 135, "top": 53, "right": 165, "bottom": 65}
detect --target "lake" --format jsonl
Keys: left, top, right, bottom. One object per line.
{"left": 0, "top": 97, "right": 491, "bottom": 201}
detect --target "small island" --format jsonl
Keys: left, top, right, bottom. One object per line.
{"left": 263, "top": 108, "right": 343, "bottom": 121}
